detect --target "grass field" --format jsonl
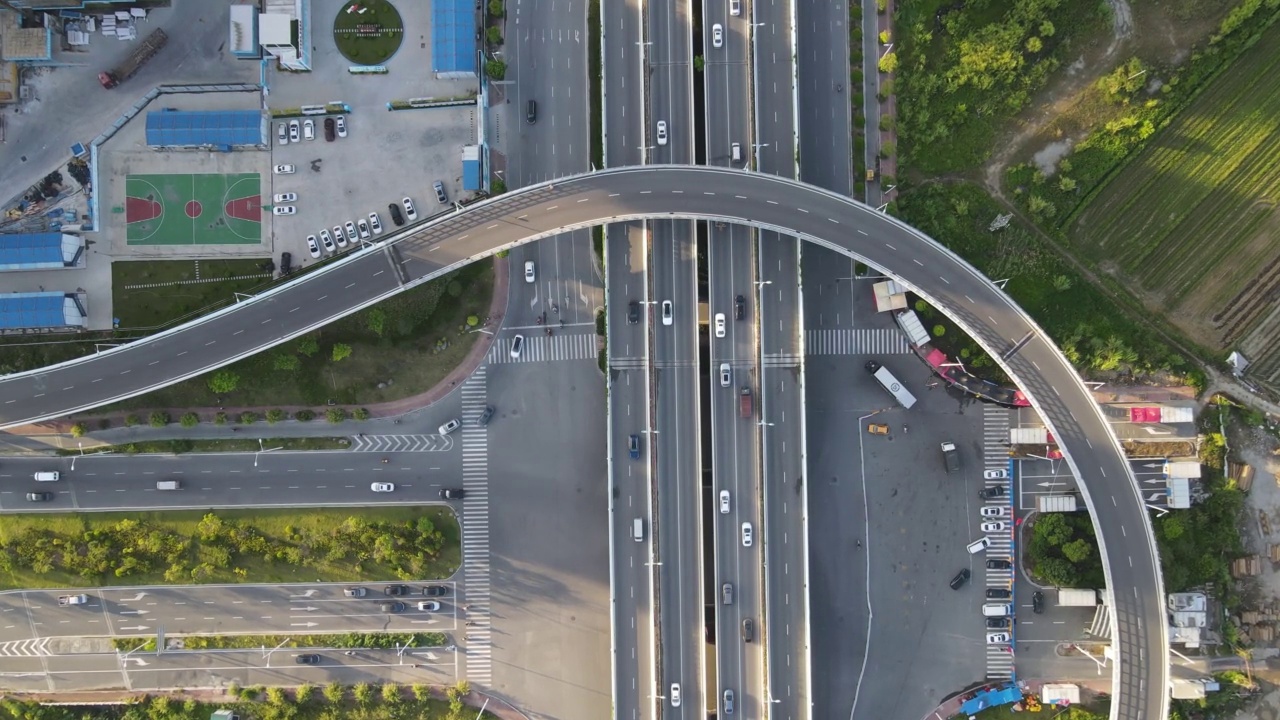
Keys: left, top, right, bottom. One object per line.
{"left": 113, "top": 259, "right": 274, "bottom": 330}
{"left": 1069, "top": 23, "right": 1280, "bottom": 357}
{"left": 0, "top": 507, "right": 459, "bottom": 590}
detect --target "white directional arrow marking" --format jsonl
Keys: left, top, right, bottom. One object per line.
{"left": 291, "top": 622, "right": 319, "bottom": 628}
{"left": 1144, "top": 479, "right": 1167, "bottom": 485}
{"left": 119, "top": 610, "right": 150, "bottom": 615}
{"left": 409, "top": 619, "right": 439, "bottom": 625}
{"left": 1143, "top": 463, "right": 1163, "bottom": 468}
{"left": 289, "top": 606, "right": 319, "bottom": 612}
{"left": 119, "top": 625, "right": 150, "bottom": 632}
{"left": 289, "top": 590, "right": 318, "bottom": 598}
{"left": 117, "top": 592, "right": 148, "bottom": 602}
{"left": 124, "top": 658, "right": 150, "bottom": 667}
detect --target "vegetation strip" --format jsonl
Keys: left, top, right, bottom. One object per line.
{"left": 112, "top": 631, "right": 447, "bottom": 652}
{"left": 57, "top": 437, "right": 351, "bottom": 456}
{"left": 0, "top": 508, "right": 459, "bottom": 590}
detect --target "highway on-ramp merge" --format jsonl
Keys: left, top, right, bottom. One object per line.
{"left": 0, "top": 165, "right": 1168, "bottom": 720}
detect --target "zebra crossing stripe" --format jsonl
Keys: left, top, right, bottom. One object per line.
{"left": 487, "top": 333, "right": 599, "bottom": 364}
{"left": 459, "top": 368, "right": 492, "bottom": 686}
{"left": 805, "top": 328, "right": 910, "bottom": 355}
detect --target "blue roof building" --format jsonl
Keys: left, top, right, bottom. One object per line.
{"left": 432, "top": 0, "right": 477, "bottom": 77}
{"left": 0, "top": 292, "right": 86, "bottom": 332}
{"left": 145, "top": 110, "right": 267, "bottom": 148}
{"left": 0, "top": 232, "right": 83, "bottom": 272}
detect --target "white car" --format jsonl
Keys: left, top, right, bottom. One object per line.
{"left": 274, "top": 164, "right": 296, "bottom": 174}
{"left": 661, "top": 300, "right": 673, "bottom": 326}
{"left": 670, "top": 684, "right": 681, "bottom": 708}
{"left": 277, "top": 122, "right": 289, "bottom": 145}
{"left": 306, "top": 235, "right": 321, "bottom": 258}
{"left": 402, "top": 197, "right": 418, "bottom": 220}
{"left": 336, "top": 115, "right": 348, "bottom": 137}
{"left": 712, "top": 23, "right": 724, "bottom": 48}
{"left": 986, "top": 632, "right": 1011, "bottom": 644}
{"left": 272, "top": 206, "right": 296, "bottom": 216}
{"left": 741, "top": 522, "right": 753, "bottom": 547}
{"left": 303, "top": 119, "right": 315, "bottom": 140}
{"left": 371, "top": 482, "right": 395, "bottom": 493}
{"left": 524, "top": 260, "right": 536, "bottom": 283}
{"left": 984, "top": 469, "right": 1008, "bottom": 480}
{"left": 510, "top": 333, "right": 525, "bottom": 358}
{"left": 330, "top": 225, "right": 346, "bottom": 248}
{"left": 719, "top": 490, "right": 730, "bottom": 514}
{"left": 368, "top": 212, "right": 383, "bottom": 234}
{"left": 344, "top": 221, "right": 358, "bottom": 244}
{"left": 730, "top": 0, "right": 741, "bottom": 15}
{"left": 714, "top": 312, "right": 726, "bottom": 338}
{"left": 417, "top": 601, "right": 441, "bottom": 612}
{"left": 980, "top": 506, "right": 1007, "bottom": 518}
{"left": 719, "top": 363, "right": 731, "bottom": 387}
{"left": 438, "top": 418, "right": 461, "bottom": 435}
{"left": 318, "top": 229, "right": 336, "bottom": 254}
{"left": 273, "top": 192, "right": 297, "bottom": 203}
{"left": 288, "top": 119, "right": 300, "bottom": 143}
{"left": 656, "top": 120, "right": 668, "bottom": 146}
{"left": 981, "top": 521, "right": 1007, "bottom": 533}
{"left": 357, "top": 218, "right": 371, "bottom": 239}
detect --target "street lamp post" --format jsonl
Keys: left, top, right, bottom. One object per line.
{"left": 71, "top": 442, "right": 84, "bottom": 471}
{"left": 263, "top": 637, "right": 291, "bottom": 667}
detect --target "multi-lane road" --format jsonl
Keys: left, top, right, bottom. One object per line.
{"left": 0, "top": 166, "right": 1169, "bottom": 720}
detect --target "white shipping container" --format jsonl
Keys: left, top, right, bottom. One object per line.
{"left": 1161, "top": 407, "right": 1195, "bottom": 423}
{"left": 1037, "top": 495, "right": 1078, "bottom": 513}
{"left": 1057, "top": 588, "right": 1099, "bottom": 606}
{"left": 1010, "top": 427, "right": 1050, "bottom": 445}
{"left": 1165, "top": 461, "right": 1202, "bottom": 479}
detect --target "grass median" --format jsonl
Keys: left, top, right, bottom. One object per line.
{"left": 113, "top": 631, "right": 447, "bottom": 652}
{"left": 0, "top": 507, "right": 459, "bottom": 590}
{"left": 56, "top": 437, "right": 351, "bottom": 456}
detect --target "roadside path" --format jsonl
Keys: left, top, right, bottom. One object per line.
{"left": 4, "top": 258, "right": 511, "bottom": 448}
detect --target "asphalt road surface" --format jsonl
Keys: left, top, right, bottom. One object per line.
{"left": 0, "top": 165, "right": 1169, "bottom": 720}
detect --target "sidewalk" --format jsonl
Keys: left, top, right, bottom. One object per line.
{"left": 6, "top": 258, "right": 511, "bottom": 449}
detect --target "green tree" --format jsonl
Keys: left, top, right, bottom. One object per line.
{"left": 352, "top": 682, "right": 373, "bottom": 705}
{"left": 932, "top": 324, "right": 945, "bottom": 337}
{"left": 266, "top": 687, "right": 288, "bottom": 705}
{"left": 1052, "top": 274, "right": 1073, "bottom": 291}
{"left": 486, "top": 59, "right": 507, "bottom": 79}
{"left": 487, "top": 26, "right": 503, "bottom": 46}
{"left": 332, "top": 343, "right": 353, "bottom": 362}
{"left": 295, "top": 409, "right": 315, "bottom": 422}
{"left": 180, "top": 413, "right": 199, "bottom": 428}
{"left": 1039, "top": 20, "right": 1055, "bottom": 37}
{"left": 1025, "top": 36, "right": 1042, "bottom": 53}
{"left": 1058, "top": 175, "right": 1077, "bottom": 192}
{"left": 877, "top": 51, "right": 898, "bottom": 74}
{"left": 327, "top": 408, "right": 347, "bottom": 424}
{"left": 296, "top": 336, "right": 319, "bottom": 357}
{"left": 381, "top": 682, "right": 402, "bottom": 703}
{"left": 1062, "top": 538, "right": 1094, "bottom": 564}
{"left": 322, "top": 682, "right": 345, "bottom": 704}
{"left": 488, "top": 0, "right": 504, "bottom": 16}
{"left": 412, "top": 683, "right": 430, "bottom": 701}
{"left": 366, "top": 308, "right": 387, "bottom": 337}
{"left": 208, "top": 370, "right": 239, "bottom": 394}
{"left": 694, "top": 55, "right": 705, "bottom": 72}
{"left": 273, "top": 353, "right": 300, "bottom": 371}
{"left": 879, "top": 29, "right": 891, "bottom": 44}
{"left": 70, "top": 422, "right": 88, "bottom": 438}
{"left": 149, "top": 411, "right": 170, "bottom": 428}
{"left": 295, "top": 683, "right": 314, "bottom": 704}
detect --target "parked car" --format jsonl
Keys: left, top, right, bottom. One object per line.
{"left": 434, "top": 180, "right": 448, "bottom": 205}
{"left": 656, "top": 120, "right": 668, "bottom": 145}
{"left": 332, "top": 225, "right": 347, "bottom": 249}
{"left": 423, "top": 585, "right": 449, "bottom": 597}
{"left": 986, "top": 588, "right": 1012, "bottom": 599}
{"left": 272, "top": 206, "right": 295, "bottom": 216}
{"left": 274, "top": 164, "right": 295, "bottom": 174}
{"left": 980, "top": 506, "right": 1007, "bottom": 517}
{"left": 277, "top": 122, "right": 288, "bottom": 145}
{"left": 295, "top": 653, "right": 321, "bottom": 665}
{"left": 336, "top": 115, "right": 348, "bottom": 137}
{"left": 324, "top": 117, "right": 336, "bottom": 141}
{"left": 984, "top": 469, "right": 1009, "bottom": 480}
{"left": 388, "top": 202, "right": 405, "bottom": 226}
{"left": 343, "top": 221, "right": 358, "bottom": 244}
{"left": 288, "top": 119, "right": 300, "bottom": 143}
{"left": 402, "top": 197, "right": 418, "bottom": 220}
{"left": 986, "top": 617, "right": 1010, "bottom": 629}
{"left": 714, "top": 312, "right": 726, "bottom": 338}
{"left": 371, "top": 482, "right": 395, "bottom": 493}
{"left": 368, "top": 212, "right": 383, "bottom": 234}
{"left": 306, "top": 236, "right": 321, "bottom": 259}
{"left": 981, "top": 521, "right": 1007, "bottom": 533}
{"left": 986, "top": 558, "right": 1012, "bottom": 570}
{"left": 280, "top": 251, "right": 292, "bottom": 275}
{"left": 384, "top": 585, "right": 410, "bottom": 596}
{"left": 438, "top": 418, "right": 461, "bottom": 435}
{"left": 380, "top": 601, "right": 405, "bottom": 613}
{"left": 1032, "top": 590, "right": 1045, "bottom": 614}
{"left": 319, "top": 229, "right": 336, "bottom": 253}
{"left": 986, "top": 632, "right": 1011, "bottom": 644}
{"left": 344, "top": 587, "right": 367, "bottom": 598}
{"left": 979, "top": 485, "right": 1007, "bottom": 499}
{"left": 273, "top": 192, "right": 298, "bottom": 203}
{"left": 440, "top": 488, "right": 465, "bottom": 500}
{"left": 357, "top": 219, "right": 371, "bottom": 239}
{"left": 949, "top": 568, "right": 970, "bottom": 590}
{"left": 417, "top": 601, "right": 441, "bottom": 611}
{"left": 302, "top": 119, "right": 314, "bottom": 140}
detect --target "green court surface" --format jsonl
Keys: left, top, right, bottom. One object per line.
{"left": 124, "top": 173, "right": 263, "bottom": 245}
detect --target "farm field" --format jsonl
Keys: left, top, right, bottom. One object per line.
{"left": 1069, "top": 23, "right": 1280, "bottom": 378}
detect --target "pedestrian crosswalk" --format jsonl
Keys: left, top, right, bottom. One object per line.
{"left": 805, "top": 328, "right": 909, "bottom": 355}
{"left": 459, "top": 368, "right": 492, "bottom": 685}
{"left": 983, "top": 403, "right": 1015, "bottom": 680}
{"left": 487, "top": 332, "right": 598, "bottom": 364}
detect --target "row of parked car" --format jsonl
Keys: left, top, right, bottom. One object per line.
{"left": 303, "top": 197, "right": 418, "bottom": 258}
{"left": 277, "top": 116, "right": 347, "bottom": 145}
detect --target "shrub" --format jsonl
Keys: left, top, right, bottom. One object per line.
{"left": 326, "top": 408, "right": 347, "bottom": 424}
{"left": 214, "top": 412, "right": 228, "bottom": 426}
{"left": 124, "top": 414, "right": 141, "bottom": 428}
{"left": 239, "top": 412, "right": 257, "bottom": 425}
{"left": 488, "top": 0, "right": 504, "bottom": 17}
{"left": 332, "top": 343, "right": 353, "bottom": 362}
{"left": 207, "top": 370, "right": 239, "bottom": 394}
{"left": 353, "top": 408, "right": 370, "bottom": 421}
{"left": 70, "top": 422, "right": 87, "bottom": 438}
{"left": 149, "top": 412, "right": 170, "bottom": 428}
{"left": 266, "top": 409, "right": 286, "bottom": 425}
{"left": 295, "top": 409, "right": 315, "bottom": 422}
{"left": 273, "top": 353, "right": 300, "bottom": 371}
{"left": 487, "top": 26, "right": 502, "bottom": 46}
{"left": 486, "top": 59, "right": 507, "bottom": 79}
{"left": 180, "top": 413, "right": 199, "bottom": 428}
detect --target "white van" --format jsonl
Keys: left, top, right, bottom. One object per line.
{"left": 731, "top": 142, "right": 742, "bottom": 164}
{"left": 966, "top": 537, "right": 990, "bottom": 554}
{"left": 33, "top": 471, "right": 59, "bottom": 482}
{"left": 632, "top": 518, "right": 645, "bottom": 542}
{"left": 982, "top": 603, "right": 1011, "bottom": 617}
{"left": 156, "top": 480, "right": 181, "bottom": 491}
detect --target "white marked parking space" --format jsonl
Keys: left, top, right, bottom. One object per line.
{"left": 459, "top": 368, "right": 492, "bottom": 685}
{"left": 983, "top": 403, "right": 1016, "bottom": 680}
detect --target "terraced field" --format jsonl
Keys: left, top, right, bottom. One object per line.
{"left": 1070, "top": 25, "right": 1280, "bottom": 379}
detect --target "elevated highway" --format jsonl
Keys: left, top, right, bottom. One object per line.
{"left": 0, "top": 165, "right": 1168, "bottom": 720}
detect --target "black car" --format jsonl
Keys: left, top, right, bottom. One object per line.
{"left": 440, "top": 488, "right": 465, "bottom": 500}
{"left": 1032, "top": 590, "right": 1045, "bottom": 614}
{"left": 388, "top": 202, "right": 406, "bottom": 226}
{"left": 985, "top": 617, "right": 1010, "bottom": 629}
{"left": 295, "top": 654, "right": 321, "bottom": 665}
{"left": 380, "top": 602, "right": 406, "bottom": 613}
{"left": 527, "top": 99, "right": 537, "bottom": 124}
{"left": 423, "top": 585, "right": 449, "bottom": 597}
{"left": 741, "top": 618, "right": 754, "bottom": 642}
{"left": 25, "top": 491, "right": 53, "bottom": 502}
{"left": 979, "top": 485, "right": 1007, "bottom": 499}
{"left": 478, "top": 405, "right": 495, "bottom": 425}
{"left": 949, "top": 568, "right": 970, "bottom": 590}
{"left": 734, "top": 294, "right": 745, "bottom": 320}
{"left": 323, "top": 117, "right": 336, "bottom": 142}
{"left": 280, "top": 251, "right": 292, "bottom": 276}
{"left": 628, "top": 300, "right": 640, "bottom": 324}
{"left": 384, "top": 584, "right": 410, "bottom": 596}
{"left": 986, "top": 558, "right": 1012, "bottom": 570}
{"left": 986, "top": 588, "right": 1011, "bottom": 599}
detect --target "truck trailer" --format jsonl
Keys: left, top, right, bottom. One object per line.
{"left": 99, "top": 29, "right": 168, "bottom": 89}
{"left": 865, "top": 360, "right": 917, "bottom": 409}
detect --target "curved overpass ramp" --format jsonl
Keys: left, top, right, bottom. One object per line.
{"left": 0, "top": 165, "right": 1167, "bottom": 720}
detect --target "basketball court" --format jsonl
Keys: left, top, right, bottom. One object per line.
{"left": 123, "top": 173, "right": 262, "bottom": 246}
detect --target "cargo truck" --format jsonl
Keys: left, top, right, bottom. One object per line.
{"left": 99, "top": 29, "right": 168, "bottom": 89}
{"left": 58, "top": 594, "right": 88, "bottom": 606}
{"left": 1056, "top": 588, "right": 1099, "bottom": 606}
{"left": 941, "top": 441, "right": 959, "bottom": 473}
{"left": 864, "top": 360, "right": 917, "bottom": 409}
{"left": 740, "top": 387, "right": 752, "bottom": 418}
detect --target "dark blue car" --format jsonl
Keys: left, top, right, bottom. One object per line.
{"left": 629, "top": 434, "right": 641, "bottom": 460}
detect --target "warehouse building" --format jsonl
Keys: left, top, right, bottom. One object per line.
{"left": 0, "top": 292, "right": 87, "bottom": 334}
{"left": 145, "top": 109, "right": 267, "bottom": 150}
{"left": 0, "top": 232, "right": 84, "bottom": 272}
